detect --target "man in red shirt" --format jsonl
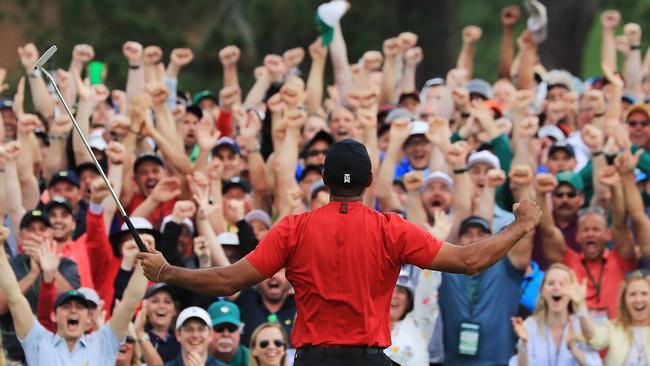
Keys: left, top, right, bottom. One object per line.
{"left": 138, "top": 139, "right": 542, "bottom": 365}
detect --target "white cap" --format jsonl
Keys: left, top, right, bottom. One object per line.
{"left": 467, "top": 150, "right": 500, "bottom": 170}
{"left": 119, "top": 217, "right": 153, "bottom": 232}
{"left": 425, "top": 171, "right": 453, "bottom": 189}
{"left": 88, "top": 131, "right": 107, "bottom": 151}
{"left": 216, "top": 232, "right": 239, "bottom": 246}
{"left": 409, "top": 120, "right": 429, "bottom": 137}
{"left": 244, "top": 209, "right": 272, "bottom": 228}
{"left": 175, "top": 306, "right": 212, "bottom": 330}
{"left": 396, "top": 266, "right": 416, "bottom": 296}
{"left": 538, "top": 124, "right": 565, "bottom": 142}
{"left": 317, "top": 0, "right": 347, "bottom": 27}
{"left": 160, "top": 216, "right": 195, "bottom": 236}
{"left": 77, "top": 287, "right": 101, "bottom": 306}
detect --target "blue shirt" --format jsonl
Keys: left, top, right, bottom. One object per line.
{"left": 394, "top": 157, "right": 429, "bottom": 180}
{"left": 19, "top": 320, "right": 120, "bottom": 366}
{"left": 519, "top": 261, "right": 544, "bottom": 313}
{"left": 493, "top": 205, "right": 515, "bottom": 234}
{"left": 439, "top": 258, "right": 523, "bottom": 366}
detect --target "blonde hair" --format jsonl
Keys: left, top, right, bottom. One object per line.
{"left": 532, "top": 263, "right": 575, "bottom": 333}
{"left": 249, "top": 322, "right": 289, "bottom": 366}
{"left": 614, "top": 270, "right": 650, "bottom": 340}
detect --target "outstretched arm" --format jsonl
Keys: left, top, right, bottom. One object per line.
{"left": 429, "top": 199, "right": 540, "bottom": 274}
{"left": 0, "top": 227, "right": 34, "bottom": 339}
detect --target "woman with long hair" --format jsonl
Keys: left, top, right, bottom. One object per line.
{"left": 249, "top": 322, "right": 288, "bottom": 366}
{"left": 510, "top": 263, "right": 602, "bottom": 365}
{"left": 576, "top": 269, "right": 650, "bottom": 365}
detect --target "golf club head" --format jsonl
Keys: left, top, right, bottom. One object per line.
{"left": 33, "top": 45, "right": 58, "bottom": 71}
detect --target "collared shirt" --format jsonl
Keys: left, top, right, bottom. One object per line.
{"left": 59, "top": 236, "right": 94, "bottom": 288}
{"left": 519, "top": 261, "right": 544, "bottom": 313}
{"left": 225, "top": 345, "right": 250, "bottom": 366}
{"left": 562, "top": 248, "right": 637, "bottom": 318}
{"left": 19, "top": 320, "right": 120, "bottom": 366}
{"left": 148, "top": 329, "right": 180, "bottom": 363}
{"left": 245, "top": 201, "right": 442, "bottom": 348}
{"left": 236, "top": 289, "right": 296, "bottom": 347}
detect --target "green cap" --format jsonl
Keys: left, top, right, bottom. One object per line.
{"left": 208, "top": 300, "right": 241, "bottom": 327}
{"left": 556, "top": 171, "right": 584, "bottom": 192}
{"left": 192, "top": 90, "right": 218, "bottom": 106}
{"left": 315, "top": 1, "right": 348, "bottom": 46}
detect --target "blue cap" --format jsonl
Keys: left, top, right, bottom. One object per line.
{"left": 213, "top": 137, "right": 240, "bottom": 155}
{"left": 54, "top": 290, "right": 89, "bottom": 309}
{"left": 49, "top": 170, "right": 79, "bottom": 188}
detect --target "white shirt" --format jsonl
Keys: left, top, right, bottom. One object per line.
{"left": 625, "top": 326, "right": 649, "bottom": 366}
{"left": 384, "top": 313, "right": 429, "bottom": 366}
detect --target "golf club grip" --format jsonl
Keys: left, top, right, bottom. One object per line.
{"left": 121, "top": 214, "right": 148, "bottom": 252}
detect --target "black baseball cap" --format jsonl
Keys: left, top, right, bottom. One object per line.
{"left": 459, "top": 216, "right": 491, "bottom": 236}
{"left": 54, "top": 290, "right": 89, "bottom": 309}
{"left": 323, "top": 139, "right": 371, "bottom": 188}
{"left": 20, "top": 209, "right": 51, "bottom": 230}
{"left": 185, "top": 104, "right": 203, "bottom": 120}
{"left": 548, "top": 142, "right": 576, "bottom": 158}
{"left": 74, "top": 161, "right": 101, "bottom": 177}
{"left": 133, "top": 152, "right": 165, "bottom": 174}
{"left": 145, "top": 283, "right": 176, "bottom": 300}
{"left": 222, "top": 176, "right": 251, "bottom": 194}
{"left": 49, "top": 170, "right": 80, "bottom": 188}
{"left": 301, "top": 130, "right": 334, "bottom": 158}
{"left": 45, "top": 197, "right": 73, "bottom": 215}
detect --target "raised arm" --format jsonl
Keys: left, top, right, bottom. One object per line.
{"left": 456, "top": 26, "right": 482, "bottom": 80}
{"left": 306, "top": 38, "right": 328, "bottom": 116}
{"left": 17, "top": 44, "right": 55, "bottom": 119}
{"left": 329, "top": 22, "right": 352, "bottom": 106}
{"left": 429, "top": 199, "right": 540, "bottom": 274}
{"left": 73, "top": 78, "right": 109, "bottom": 164}
{"left": 600, "top": 10, "right": 620, "bottom": 72}
{"left": 375, "top": 118, "right": 410, "bottom": 211}
{"left": 123, "top": 41, "right": 145, "bottom": 103}
{"left": 0, "top": 227, "right": 34, "bottom": 339}
{"left": 219, "top": 45, "right": 242, "bottom": 92}
{"left": 445, "top": 141, "right": 473, "bottom": 243}
{"left": 620, "top": 24, "right": 644, "bottom": 100}
{"left": 516, "top": 31, "right": 538, "bottom": 90}
{"left": 379, "top": 37, "right": 399, "bottom": 105}
{"left": 238, "top": 109, "right": 268, "bottom": 210}
{"left": 616, "top": 148, "right": 650, "bottom": 257}
{"left": 110, "top": 238, "right": 149, "bottom": 340}
{"left": 400, "top": 47, "right": 422, "bottom": 93}
{"left": 597, "top": 165, "right": 635, "bottom": 261}
{"left": 243, "top": 59, "right": 274, "bottom": 109}
{"left": 533, "top": 173, "right": 567, "bottom": 263}
{"left": 507, "top": 165, "right": 536, "bottom": 270}
{"left": 67, "top": 44, "right": 95, "bottom": 104}
{"left": 498, "top": 6, "right": 520, "bottom": 79}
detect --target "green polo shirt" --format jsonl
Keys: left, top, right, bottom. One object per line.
{"left": 227, "top": 345, "right": 250, "bottom": 366}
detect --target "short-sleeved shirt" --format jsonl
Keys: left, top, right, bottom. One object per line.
{"left": 520, "top": 261, "right": 544, "bottom": 314}
{"left": 236, "top": 289, "right": 296, "bottom": 347}
{"left": 245, "top": 201, "right": 442, "bottom": 348}
{"left": 1, "top": 255, "right": 80, "bottom": 361}
{"left": 562, "top": 248, "right": 637, "bottom": 319}
{"left": 439, "top": 258, "right": 523, "bottom": 366}
{"left": 148, "top": 329, "right": 180, "bottom": 363}
{"left": 18, "top": 320, "right": 120, "bottom": 366}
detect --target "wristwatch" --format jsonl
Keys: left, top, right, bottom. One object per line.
{"left": 137, "top": 333, "right": 150, "bottom": 344}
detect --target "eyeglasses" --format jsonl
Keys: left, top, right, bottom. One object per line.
{"left": 124, "top": 336, "right": 136, "bottom": 344}
{"left": 306, "top": 149, "right": 328, "bottom": 157}
{"left": 258, "top": 339, "right": 285, "bottom": 349}
{"left": 213, "top": 323, "right": 239, "bottom": 333}
{"left": 554, "top": 191, "right": 578, "bottom": 198}
{"left": 626, "top": 120, "right": 650, "bottom": 128}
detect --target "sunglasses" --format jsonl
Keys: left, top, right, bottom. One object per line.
{"left": 258, "top": 339, "right": 285, "bottom": 349}
{"left": 124, "top": 336, "right": 136, "bottom": 344}
{"left": 554, "top": 191, "right": 578, "bottom": 198}
{"left": 213, "top": 323, "right": 239, "bottom": 333}
{"left": 627, "top": 120, "right": 650, "bottom": 128}
{"left": 306, "top": 149, "right": 328, "bottom": 157}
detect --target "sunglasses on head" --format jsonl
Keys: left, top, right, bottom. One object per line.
{"left": 213, "top": 323, "right": 239, "bottom": 333}
{"left": 627, "top": 120, "right": 650, "bottom": 128}
{"left": 258, "top": 339, "right": 284, "bottom": 349}
{"left": 306, "top": 149, "right": 328, "bottom": 157}
{"left": 124, "top": 336, "right": 136, "bottom": 344}
{"left": 554, "top": 191, "right": 578, "bottom": 198}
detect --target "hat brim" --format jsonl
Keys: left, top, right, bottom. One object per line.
{"left": 211, "top": 316, "right": 242, "bottom": 327}
{"left": 109, "top": 228, "right": 161, "bottom": 257}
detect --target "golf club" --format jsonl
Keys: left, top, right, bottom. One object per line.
{"left": 34, "top": 45, "right": 148, "bottom": 252}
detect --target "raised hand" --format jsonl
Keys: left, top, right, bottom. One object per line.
{"left": 17, "top": 43, "right": 39, "bottom": 70}
{"left": 512, "top": 199, "right": 542, "bottom": 230}
{"left": 145, "top": 81, "right": 169, "bottom": 106}
{"left": 581, "top": 124, "right": 604, "bottom": 153}
{"left": 513, "top": 116, "right": 539, "bottom": 139}
{"left": 452, "top": 88, "right": 470, "bottom": 111}
{"left": 445, "top": 140, "right": 470, "bottom": 169}
{"left": 356, "top": 108, "right": 378, "bottom": 130}
{"left": 263, "top": 54, "right": 287, "bottom": 82}
{"left": 597, "top": 165, "right": 620, "bottom": 187}
{"left": 511, "top": 317, "right": 529, "bottom": 342}
{"left": 206, "top": 158, "right": 224, "bottom": 182}
{"left": 267, "top": 93, "right": 286, "bottom": 116}
{"left": 486, "top": 169, "right": 506, "bottom": 188}
{"left": 403, "top": 171, "right": 424, "bottom": 192}
{"left": 50, "top": 115, "right": 73, "bottom": 137}
{"left": 426, "top": 117, "right": 451, "bottom": 150}
{"left": 501, "top": 5, "right": 521, "bottom": 27}
{"left": 72, "top": 44, "right": 95, "bottom": 65}
{"left": 404, "top": 47, "right": 423, "bottom": 67}
{"left": 38, "top": 238, "right": 60, "bottom": 283}
{"left": 282, "top": 47, "right": 305, "bottom": 69}
{"left": 219, "top": 86, "right": 241, "bottom": 111}
{"left": 508, "top": 165, "right": 534, "bottom": 187}
{"left": 17, "top": 114, "right": 41, "bottom": 135}
{"left": 225, "top": 199, "right": 245, "bottom": 223}
{"left": 55, "top": 69, "right": 73, "bottom": 95}
{"left": 563, "top": 276, "right": 588, "bottom": 310}
{"left": 534, "top": 173, "right": 558, "bottom": 194}
{"left": 601, "top": 10, "right": 621, "bottom": 31}
{"left": 195, "top": 115, "right": 221, "bottom": 151}
{"left": 614, "top": 148, "right": 643, "bottom": 174}
{"left": 105, "top": 141, "right": 125, "bottom": 165}
{"left": 239, "top": 109, "right": 262, "bottom": 146}
{"left": 193, "top": 236, "right": 211, "bottom": 262}
{"left": 462, "top": 26, "right": 482, "bottom": 45}
{"left": 143, "top": 46, "right": 163, "bottom": 66}
{"left": 121, "top": 239, "right": 140, "bottom": 270}
{"left": 382, "top": 37, "right": 400, "bottom": 58}
{"left": 397, "top": 32, "right": 418, "bottom": 52}
{"left": 431, "top": 210, "right": 452, "bottom": 240}
{"left": 149, "top": 177, "right": 182, "bottom": 204}
{"left": 361, "top": 51, "right": 383, "bottom": 71}
{"left": 308, "top": 37, "right": 328, "bottom": 61}
{"left": 134, "top": 299, "right": 148, "bottom": 338}
{"left": 388, "top": 118, "right": 412, "bottom": 146}
{"left": 219, "top": 45, "right": 241, "bottom": 67}
{"left": 623, "top": 23, "right": 642, "bottom": 45}
{"left": 90, "top": 177, "right": 110, "bottom": 204}
{"left": 601, "top": 60, "right": 624, "bottom": 89}
{"left": 170, "top": 48, "right": 194, "bottom": 67}
{"left": 172, "top": 200, "right": 197, "bottom": 222}
{"left": 122, "top": 41, "right": 143, "bottom": 65}
{"left": 283, "top": 108, "right": 308, "bottom": 129}
{"left": 4, "top": 141, "right": 22, "bottom": 161}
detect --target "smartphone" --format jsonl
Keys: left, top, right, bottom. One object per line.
{"left": 88, "top": 61, "right": 105, "bottom": 85}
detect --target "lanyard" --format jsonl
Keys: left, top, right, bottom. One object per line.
{"left": 581, "top": 258, "right": 605, "bottom": 303}
{"left": 545, "top": 323, "right": 568, "bottom": 366}
{"left": 465, "top": 274, "right": 482, "bottom": 319}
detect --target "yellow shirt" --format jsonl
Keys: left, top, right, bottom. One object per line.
{"left": 588, "top": 322, "right": 650, "bottom": 366}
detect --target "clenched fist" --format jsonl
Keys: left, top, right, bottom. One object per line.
{"left": 534, "top": 173, "right": 558, "bottom": 194}
{"left": 512, "top": 199, "right": 542, "bottom": 231}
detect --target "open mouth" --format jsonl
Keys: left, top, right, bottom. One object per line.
{"left": 633, "top": 303, "right": 647, "bottom": 311}
{"left": 551, "top": 295, "right": 562, "bottom": 302}
{"left": 336, "top": 129, "right": 348, "bottom": 137}
{"left": 119, "top": 345, "right": 127, "bottom": 353}
{"left": 431, "top": 200, "right": 443, "bottom": 208}
{"left": 66, "top": 318, "right": 80, "bottom": 332}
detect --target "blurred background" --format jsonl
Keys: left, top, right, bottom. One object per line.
{"left": 1, "top": 0, "right": 649, "bottom": 93}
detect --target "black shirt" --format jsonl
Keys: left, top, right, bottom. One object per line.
{"left": 235, "top": 288, "right": 296, "bottom": 347}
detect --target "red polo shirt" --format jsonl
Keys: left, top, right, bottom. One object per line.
{"left": 561, "top": 247, "right": 637, "bottom": 319}
{"left": 246, "top": 201, "right": 442, "bottom": 348}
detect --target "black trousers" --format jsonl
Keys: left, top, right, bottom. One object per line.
{"left": 294, "top": 346, "right": 399, "bottom": 366}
